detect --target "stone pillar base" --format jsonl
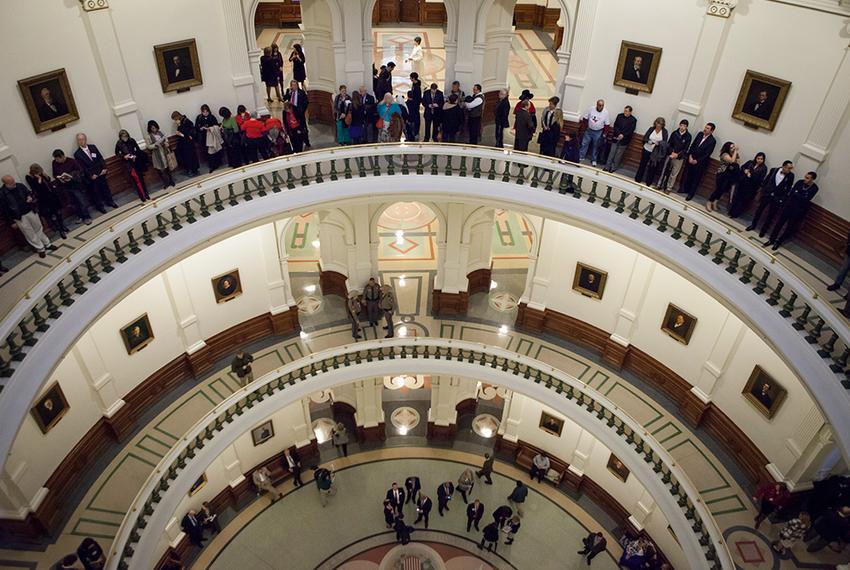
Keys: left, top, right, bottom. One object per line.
{"left": 320, "top": 270, "right": 348, "bottom": 298}
{"left": 426, "top": 422, "right": 457, "bottom": 441}
{"left": 515, "top": 303, "right": 545, "bottom": 332}
{"left": 601, "top": 337, "right": 630, "bottom": 370}
{"left": 356, "top": 423, "right": 386, "bottom": 442}
{"left": 679, "top": 391, "right": 710, "bottom": 428}
{"left": 432, "top": 290, "right": 469, "bottom": 316}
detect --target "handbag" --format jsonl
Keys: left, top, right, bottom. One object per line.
{"left": 344, "top": 112, "right": 352, "bottom": 127}
{"left": 166, "top": 150, "right": 178, "bottom": 171}
{"left": 376, "top": 117, "right": 384, "bottom": 130}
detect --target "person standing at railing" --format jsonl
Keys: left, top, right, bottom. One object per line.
{"left": 765, "top": 171, "right": 819, "bottom": 251}
{"left": 634, "top": 117, "right": 668, "bottom": 186}
{"left": 422, "top": 83, "right": 444, "bottom": 142}
{"left": 284, "top": 80, "right": 311, "bottom": 149}
{"left": 728, "top": 151, "right": 767, "bottom": 218}
{"left": 706, "top": 141, "right": 740, "bottom": 212}
{"left": 656, "top": 119, "right": 691, "bottom": 193}
{"left": 74, "top": 132, "right": 120, "bottom": 212}
{"left": 578, "top": 99, "right": 610, "bottom": 167}
{"left": 145, "top": 121, "right": 177, "bottom": 188}
{"left": 26, "top": 163, "right": 70, "bottom": 239}
{"left": 680, "top": 122, "right": 716, "bottom": 201}
{"left": 114, "top": 130, "right": 151, "bottom": 202}
{"left": 494, "top": 88, "right": 510, "bottom": 148}
{"left": 827, "top": 231, "right": 850, "bottom": 293}
{"left": 364, "top": 277, "right": 382, "bottom": 326}
{"left": 746, "top": 160, "right": 794, "bottom": 236}
{"left": 170, "top": 113, "right": 201, "bottom": 177}
{"left": 230, "top": 349, "right": 254, "bottom": 387}
{"left": 347, "top": 292, "right": 363, "bottom": 340}
{"left": 52, "top": 149, "right": 93, "bottom": 225}
{"left": 405, "top": 90, "right": 421, "bottom": 142}
{"left": 441, "top": 94, "right": 463, "bottom": 143}
{"left": 466, "top": 84, "right": 485, "bottom": 145}
{"left": 380, "top": 284, "right": 396, "bottom": 338}
{"left": 538, "top": 97, "right": 563, "bottom": 157}
{"left": 512, "top": 99, "right": 535, "bottom": 152}
{"left": 0, "top": 176, "right": 56, "bottom": 259}
{"left": 602, "top": 105, "right": 636, "bottom": 173}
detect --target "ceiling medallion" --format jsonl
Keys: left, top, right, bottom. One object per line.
{"left": 390, "top": 406, "right": 420, "bottom": 435}
{"left": 471, "top": 414, "right": 500, "bottom": 439}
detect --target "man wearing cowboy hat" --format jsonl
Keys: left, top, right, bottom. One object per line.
{"left": 380, "top": 285, "right": 396, "bottom": 338}
{"left": 514, "top": 90, "right": 538, "bottom": 132}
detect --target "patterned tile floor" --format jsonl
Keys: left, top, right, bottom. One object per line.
{"left": 1, "top": 264, "right": 845, "bottom": 569}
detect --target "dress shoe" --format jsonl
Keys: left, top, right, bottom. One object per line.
{"left": 38, "top": 251, "right": 46, "bottom": 258}
{"left": 745, "top": 225, "right": 755, "bottom": 231}
{"left": 109, "top": 202, "right": 119, "bottom": 208}
{"left": 60, "top": 231, "right": 67, "bottom": 240}
{"left": 827, "top": 283, "right": 840, "bottom": 291}
{"left": 685, "top": 196, "right": 693, "bottom": 201}
{"left": 764, "top": 240, "right": 774, "bottom": 247}
{"left": 97, "top": 207, "right": 107, "bottom": 214}
{"left": 772, "top": 243, "right": 780, "bottom": 251}
{"left": 47, "top": 244, "right": 58, "bottom": 251}
{"left": 385, "top": 334, "right": 393, "bottom": 339}
{"left": 353, "top": 335, "right": 362, "bottom": 340}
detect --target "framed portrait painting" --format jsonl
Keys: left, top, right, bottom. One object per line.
{"left": 613, "top": 41, "right": 662, "bottom": 94}
{"left": 539, "top": 411, "right": 564, "bottom": 437}
{"left": 30, "top": 382, "right": 69, "bottom": 434}
{"left": 120, "top": 314, "right": 154, "bottom": 355}
{"left": 742, "top": 365, "right": 787, "bottom": 419}
{"left": 17, "top": 68, "right": 80, "bottom": 134}
{"left": 211, "top": 269, "right": 243, "bottom": 303}
{"left": 660, "top": 304, "right": 697, "bottom": 345}
{"left": 572, "top": 263, "right": 608, "bottom": 300}
{"left": 154, "top": 39, "right": 203, "bottom": 93}
{"left": 252, "top": 420, "right": 275, "bottom": 446}
{"left": 732, "top": 70, "right": 791, "bottom": 131}
{"left": 606, "top": 453, "right": 630, "bottom": 483}
{"left": 188, "top": 473, "right": 207, "bottom": 497}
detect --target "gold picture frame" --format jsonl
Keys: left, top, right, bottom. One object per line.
{"left": 613, "top": 41, "right": 662, "bottom": 94}
{"left": 211, "top": 269, "right": 243, "bottom": 304}
{"left": 120, "top": 314, "right": 155, "bottom": 355}
{"left": 660, "top": 303, "right": 698, "bottom": 345}
{"left": 30, "top": 382, "right": 69, "bottom": 434}
{"left": 606, "top": 453, "right": 630, "bottom": 483}
{"left": 742, "top": 365, "right": 787, "bottom": 419}
{"left": 251, "top": 420, "right": 275, "bottom": 446}
{"left": 572, "top": 262, "right": 608, "bottom": 300}
{"left": 17, "top": 68, "right": 80, "bottom": 134}
{"left": 732, "top": 70, "right": 791, "bottom": 131}
{"left": 154, "top": 39, "right": 203, "bottom": 93}
{"left": 188, "top": 473, "right": 207, "bottom": 497}
{"left": 538, "top": 411, "right": 564, "bottom": 437}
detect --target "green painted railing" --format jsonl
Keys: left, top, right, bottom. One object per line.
{"left": 106, "top": 338, "right": 733, "bottom": 570}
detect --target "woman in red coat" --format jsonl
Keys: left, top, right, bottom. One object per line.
{"left": 753, "top": 481, "right": 790, "bottom": 528}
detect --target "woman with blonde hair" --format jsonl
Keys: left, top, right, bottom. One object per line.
{"left": 538, "top": 96, "right": 563, "bottom": 157}
{"left": 635, "top": 116, "right": 668, "bottom": 186}
{"left": 331, "top": 422, "right": 349, "bottom": 457}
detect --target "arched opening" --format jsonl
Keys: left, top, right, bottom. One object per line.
{"left": 487, "top": 209, "right": 534, "bottom": 315}
{"left": 281, "top": 212, "right": 325, "bottom": 319}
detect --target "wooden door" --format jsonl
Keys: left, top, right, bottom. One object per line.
{"left": 400, "top": 0, "right": 420, "bottom": 22}
{"left": 375, "top": 0, "right": 400, "bottom": 24}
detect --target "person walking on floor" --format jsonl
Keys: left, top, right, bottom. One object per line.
{"left": 363, "top": 277, "right": 381, "bottom": 326}
{"left": 578, "top": 531, "right": 607, "bottom": 565}
{"left": 0, "top": 176, "right": 56, "bottom": 258}
{"left": 313, "top": 465, "right": 335, "bottom": 507}
{"left": 380, "top": 285, "right": 396, "bottom": 338}
{"left": 230, "top": 350, "right": 254, "bottom": 387}
{"left": 283, "top": 447, "right": 303, "bottom": 487}
{"left": 383, "top": 499, "right": 396, "bottom": 528}
{"left": 457, "top": 468, "right": 475, "bottom": 504}
{"left": 827, "top": 231, "right": 850, "bottom": 293}
{"left": 405, "top": 475, "right": 421, "bottom": 504}
{"left": 331, "top": 422, "right": 349, "bottom": 457}
{"left": 467, "top": 498, "right": 485, "bottom": 532}
{"left": 386, "top": 482, "right": 406, "bottom": 516}
{"left": 394, "top": 514, "right": 414, "bottom": 545}
{"left": 252, "top": 466, "right": 282, "bottom": 502}
{"left": 753, "top": 481, "right": 790, "bottom": 529}
{"left": 492, "top": 504, "right": 513, "bottom": 527}
{"left": 502, "top": 515, "right": 521, "bottom": 545}
{"left": 414, "top": 493, "right": 432, "bottom": 528}
{"left": 347, "top": 293, "right": 363, "bottom": 340}
{"left": 507, "top": 480, "right": 528, "bottom": 517}
{"left": 437, "top": 480, "right": 455, "bottom": 516}
{"left": 479, "top": 521, "right": 500, "bottom": 552}
{"left": 476, "top": 452, "right": 494, "bottom": 484}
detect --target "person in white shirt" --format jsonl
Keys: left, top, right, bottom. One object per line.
{"left": 530, "top": 453, "right": 550, "bottom": 483}
{"left": 252, "top": 466, "right": 282, "bottom": 502}
{"left": 465, "top": 84, "right": 485, "bottom": 145}
{"left": 404, "top": 36, "right": 424, "bottom": 77}
{"left": 579, "top": 99, "right": 610, "bottom": 167}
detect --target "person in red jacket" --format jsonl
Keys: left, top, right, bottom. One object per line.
{"left": 753, "top": 481, "right": 790, "bottom": 528}
{"left": 240, "top": 113, "right": 269, "bottom": 163}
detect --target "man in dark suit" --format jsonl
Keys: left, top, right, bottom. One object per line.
{"left": 405, "top": 475, "right": 421, "bottom": 504}
{"left": 437, "top": 481, "right": 455, "bottom": 515}
{"left": 358, "top": 85, "right": 378, "bottom": 143}
{"left": 577, "top": 531, "right": 607, "bottom": 565}
{"left": 746, "top": 89, "right": 773, "bottom": 120}
{"left": 73, "top": 132, "right": 118, "bottom": 213}
{"left": 413, "top": 493, "right": 432, "bottom": 528}
{"left": 181, "top": 510, "right": 205, "bottom": 546}
{"left": 746, "top": 160, "right": 794, "bottom": 236}
{"left": 475, "top": 452, "right": 494, "bottom": 484}
{"left": 36, "top": 86, "right": 68, "bottom": 121}
{"left": 284, "top": 80, "right": 311, "bottom": 148}
{"left": 282, "top": 447, "right": 302, "bottom": 487}
{"left": 422, "top": 83, "right": 444, "bottom": 142}
{"left": 622, "top": 54, "right": 647, "bottom": 84}
{"left": 766, "top": 171, "right": 819, "bottom": 250}
{"left": 466, "top": 498, "right": 485, "bottom": 531}
{"left": 386, "top": 482, "right": 406, "bottom": 515}
{"left": 680, "top": 122, "right": 716, "bottom": 200}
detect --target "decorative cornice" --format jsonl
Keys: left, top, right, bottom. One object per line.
{"left": 79, "top": 0, "right": 108, "bottom": 12}
{"left": 706, "top": 0, "right": 736, "bottom": 17}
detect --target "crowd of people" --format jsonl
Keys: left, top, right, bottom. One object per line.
{"left": 347, "top": 277, "right": 397, "bottom": 339}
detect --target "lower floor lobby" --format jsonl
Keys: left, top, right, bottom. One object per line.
{"left": 1, "top": 266, "right": 847, "bottom": 569}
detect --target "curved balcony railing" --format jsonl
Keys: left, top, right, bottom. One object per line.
{"left": 106, "top": 338, "right": 733, "bottom": 570}
{"left": 1, "top": 144, "right": 848, "bottom": 464}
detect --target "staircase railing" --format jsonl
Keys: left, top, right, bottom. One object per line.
{"left": 105, "top": 338, "right": 734, "bottom": 570}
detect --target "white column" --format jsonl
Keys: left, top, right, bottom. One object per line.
{"left": 248, "top": 48, "right": 270, "bottom": 117}
{"left": 525, "top": 219, "right": 560, "bottom": 310}
{"left": 498, "top": 390, "right": 524, "bottom": 442}
{"left": 429, "top": 376, "right": 460, "bottom": 427}
{"left": 79, "top": 5, "right": 144, "bottom": 140}
{"left": 0, "top": 465, "right": 33, "bottom": 519}
{"left": 452, "top": 1, "right": 486, "bottom": 89}
{"left": 676, "top": 5, "right": 735, "bottom": 120}
{"left": 162, "top": 265, "right": 206, "bottom": 356}
{"left": 292, "top": 398, "right": 314, "bottom": 447}
{"left": 221, "top": 0, "right": 258, "bottom": 107}
{"left": 351, "top": 205, "right": 374, "bottom": 289}
{"left": 263, "top": 222, "right": 296, "bottom": 312}
{"left": 567, "top": 428, "right": 596, "bottom": 477}
{"left": 318, "top": 213, "right": 350, "bottom": 278}
{"left": 338, "top": 0, "right": 369, "bottom": 89}
{"left": 440, "top": 204, "right": 466, "bottom": 294}
{"left": 354, "top": 378, "right": 384, "bottom": 428}
{"left": 608, "top": 256, "right": 655, "bottom": 349}
{"left": 692, "top": 313, "right": 745, "bottom": 402}
{"left": 628, "top": 489, "right": 657, "bottom": 531}
{"left": 560, "top": 0, "right": 599, "bottom": 121}
{"left": 553, "top": 48, "right": 572, "bottom": 102}
{"left": 785, "top": 424, "right": 835, "bottom": 490}
{"left": 71, "top": 332, "right": 124, "bottom": 417}
{"left": 796, "top": 43, "right": 850, "bottom": 175}
{"left": 0, "top": 126, "right": 15, "bottom": 178}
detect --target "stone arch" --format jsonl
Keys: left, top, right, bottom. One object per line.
{"left": 475, "top": 0, "right": 573, "bottom": 50}
{"left": 368, "top": 200, "right": 448, "bottom": 245}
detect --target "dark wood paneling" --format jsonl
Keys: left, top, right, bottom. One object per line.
{"left": 466, "top": 268, "right": 492, "bottom": 296}
{"left": 254, "top": 1, "right": 301, "bottom": 26}
{"left": 541, "top": 7, "right": 561, "bottom": 31}
{"left": 400, "top": 0, "right": 420, "bottom": 22}
{"left": 796, "top": 203, "right": 849, "bottom": 263}
{"left": 601, "top": 337, "right": 629, "bottom": 370}
{"left": 431, "top": 289, "right": 469, "bottom": 316}
{"left": 422, "top": 2, "right": 447, "bottom": 25}
{"left": 482, "top": 90, "right": 500, "bottom": 125}
{"left": 307, "top": 90, "right": 334, "bottom": 124}
{"left": 375, "top": 0, "right": 400, "bottom": 24}
{"left": 513, "top": 4, "right": 539, "bottom": 27}
{"left": 0, "top": 309, "right": 299, "bottom": 542}
{"left": 518, "top": 304, "right": 608, "bottom": 352}
{"left": 553, "top": 26, "right": 564, "bottom": 50}
{"left": 357, "top": 423, "right": 386, "bottom": 442}
{"left": 702, "top": 405, "right": 773, "bottom": 488}
{"left": 455, "top": 398, "right": 477, "bottom": 416}
{"left": 426, "top": 421, "right": 457, "bottom": 440}
{"left": 319, "top": 269, "right": 348, "bottom": 298}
